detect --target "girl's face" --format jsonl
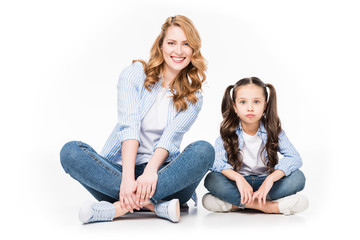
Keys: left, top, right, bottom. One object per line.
{"left": 233, "top": 84, "right": 267, "bottom": 127}
{"left": 161, "top": 26, "right": 193, "bottom": 78}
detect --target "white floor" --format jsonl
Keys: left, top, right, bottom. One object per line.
{"left": 5, "top": 168, "right": 355, "bottom": 240}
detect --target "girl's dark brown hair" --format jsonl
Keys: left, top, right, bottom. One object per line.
{"left": 220, "top": 77, "right": 282, "bottom": 173}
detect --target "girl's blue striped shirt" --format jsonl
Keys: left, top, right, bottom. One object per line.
{"left": 212, "top": 122, "right": 302, "bottom": 176}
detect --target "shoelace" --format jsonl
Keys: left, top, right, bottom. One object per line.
{"left": 89, "top": 202, "right": 115, "bottom": 222}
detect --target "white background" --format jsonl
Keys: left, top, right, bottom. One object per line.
{"left": 1, "top": 0, "right": 359, "bottom": 239}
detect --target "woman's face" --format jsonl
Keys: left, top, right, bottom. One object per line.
{"left": 161, "top": 26, "right": 193, "bottom": 78}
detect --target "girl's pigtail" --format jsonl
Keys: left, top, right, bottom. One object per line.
{"left": 221, "top": 85, "right": 235, "bottom": 118}
{"left": 262, "top": 83, "right": 282, "bottom": 172}
{"left": 220, "top": 85, "right": 242, "bottom": 171}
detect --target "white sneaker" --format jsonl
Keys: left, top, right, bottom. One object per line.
{"left": 154, "top": 199, "right": 180, "bottom": 223}
{"left": 202, "top": 193, "right": 233, "bottom": 212}
{"left": 79, "top": 200, "right": 115, "bottom": 224}
{"left": 276, "top": 194, "right": 309, "bottom": 216}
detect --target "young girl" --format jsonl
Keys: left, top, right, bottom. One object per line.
{"left": 202, "top": 77, "right": 308, "bottom": 215}
{"left": 60, "top": 15, "right": 215, "bottom": 224}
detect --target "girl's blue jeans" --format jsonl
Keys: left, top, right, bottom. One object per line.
{"left": 60, "top": 140, "right": 215, "bottom": 205}
{"left": 204, "top": 170, "right": 306, "bottom": 207}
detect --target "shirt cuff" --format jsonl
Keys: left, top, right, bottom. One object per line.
{"left": 117, "top": 128, "right": 140, "bottom": 144}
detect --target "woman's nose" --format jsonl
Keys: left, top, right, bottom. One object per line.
{"left": 175, "top": 45, "right": 182, "bottom": 54}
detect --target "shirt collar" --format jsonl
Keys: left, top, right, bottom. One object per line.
{"left": 237, "top": 121, "right": 267, "bottom": 135}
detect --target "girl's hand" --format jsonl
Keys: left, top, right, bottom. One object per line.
{"left": 135, "top": 170, "right": 158, "bottom": 206}
{"left": 119, "top": 178, "right": 139, "bottom": 212}
{"left": 235, "top": 175, "right": 254, "bottom": 205}
{"left": 252, "top": 170, "right": 284, "bottom": 206}
{"left": 252, "top": 177, "right": 274, "bottom": 206}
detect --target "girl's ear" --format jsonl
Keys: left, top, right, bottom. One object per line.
{"left": 233, "top": 102, "right": 238, "bottom": 114}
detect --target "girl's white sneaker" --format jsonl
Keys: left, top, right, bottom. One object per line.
{"left": 202, "top": 193, "right": 233, "bottom": 212}
{"left": 275, "top": 194, "right": 309, "bottom": 216}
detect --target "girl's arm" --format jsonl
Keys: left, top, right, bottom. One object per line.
{"left": 211, "top": 136, "right": 235, "bottom": 172}
{"left": 253, "top": 130, "right": 300, "bottom": 205}
{"left": 212, "top": 135, "right": 254, "bottom": 205}
{"left": 252, "top": 169, "right": 285, "bottom": 205}
{"left": 135, "top": 148, "right": 169, "bottom": 206}
{"left": 275, "top": 130, "right": 302, "bottom": 176}
{"left": 222, "top": 169, "right": 254, "bottom": 205}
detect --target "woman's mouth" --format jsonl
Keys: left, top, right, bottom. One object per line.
{"left": 171, "top": 56, "right": 186, "bottom": 63}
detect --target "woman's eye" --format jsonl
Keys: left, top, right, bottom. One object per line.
{"left": 168, "top": 42, "right": 175, "bottom": 45}
{"left": 254, "top": 100, "right": 260, "bottom": 104}
{"left": 184, "top": 42, "right": 189, "bottom": 46}
{"left": 240, "top": 101, "right": 246, "bottom": 104}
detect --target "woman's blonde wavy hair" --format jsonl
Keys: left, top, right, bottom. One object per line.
{"left": 134, "top": 15, "right": 207, "bottom": 112}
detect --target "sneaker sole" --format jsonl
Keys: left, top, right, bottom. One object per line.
{"left": 168, "top": 199, "right": 180, "bottom": 223}
{"left": 79, "top": 200, "right": 95, "bottom": 224}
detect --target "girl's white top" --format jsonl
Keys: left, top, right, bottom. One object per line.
{"left": 240, "top": 131, "right": 267, "bottom": 176}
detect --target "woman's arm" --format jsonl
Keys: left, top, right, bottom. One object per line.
{"left": 119, "top": 139, "right": 140, "bottom": 212}
{"left": 154, "top": 91, "right": 203, "bottom": 158}
{"left": 116, "top": 63, "right": 145, "bottom": 211}
{"left": 135, "top": 92, "right": 203, "bottom": 206}
{"left": 135, "top": 148, "right": 169, "bottom": 206}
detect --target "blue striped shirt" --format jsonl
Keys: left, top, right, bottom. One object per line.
{"left": 211, "top": 122, "right": 302, "bottom": 176}
{"left": 101, "top": 62, "right": 203, "bottom": 164}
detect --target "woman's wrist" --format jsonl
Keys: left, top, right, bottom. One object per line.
{"left": 122, "top": 172, "right": 135, "bottom": 181}
{"left": 143, "top": 164, "right": 159, "bottom": 175}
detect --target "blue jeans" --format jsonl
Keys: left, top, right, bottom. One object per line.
{"left": 60, "top": 140, "right": 215, "bottom": 205}
{"left": 204, "top": 170, "right": 306, "bottom": 207}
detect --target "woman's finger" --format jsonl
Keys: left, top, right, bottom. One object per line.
{"left": 149, "top": 183, "right": 156, "bottom": 199}
{"left": 119, "top": 195, "right": 126, "bottom": 210}
{"left": 135, "top": 185, "right": 142, "bottom": 205}
{"left": 240, "top": 189, "right": 245, "bottom": 205}
{"left": 140, "top": 185, "right": 147, "bottom": 205}
{"left": 262, "top": 193, "right": 267, "bottom": 205}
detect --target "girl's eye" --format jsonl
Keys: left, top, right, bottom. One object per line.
{"left": 168, "top": 42, "right": 175, "bottom": 45}
{"left": 240, "top": 101, "right": 246, "bottom": 104}
{"left": 254, "top": 100, "right": 260, "bottom": 104}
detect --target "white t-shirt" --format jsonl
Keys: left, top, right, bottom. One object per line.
{"left": 136, "top": 87, "right": 171, "bottom": 165}
{"left": 239, "top": 131, "right": 268, "bottom": 176}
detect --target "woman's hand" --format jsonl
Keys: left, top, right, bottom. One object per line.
{"left": 119, "top": 178, "right": 139, "bottom": 212}
{"left": 252, "top": 177, "right": 273, "bottom": 206}
{"left": 136, "top": 170, "right": 158, "bottom": 206}
{"left": 235, "top": 175, "right": 254, "bottom": 205}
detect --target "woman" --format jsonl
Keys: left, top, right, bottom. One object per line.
{"left": 60, "top": 15, "right": 215, "bottom": 224}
